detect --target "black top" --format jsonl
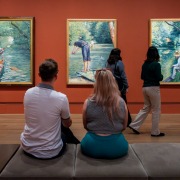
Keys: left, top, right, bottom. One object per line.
{"left": 141, "top": 60, "right": 163, "bottom": 87}
{"left": 107, "top": 60, "right": 129, "bottom": 93}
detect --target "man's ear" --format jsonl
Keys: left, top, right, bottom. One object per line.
{"left": 38, "top": 73, "right": 41, "bottom": 78}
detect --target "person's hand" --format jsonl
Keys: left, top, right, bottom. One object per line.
{"left": 62, "top": 118, "right": 72, "bottom": 128}
{"left": 67, "top": 120, "right": 72, "bottom": 127}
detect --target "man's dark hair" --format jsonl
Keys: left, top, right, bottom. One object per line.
{"left": 107, "top": 48, "right": 122, "bottom": 65}
{"left": 39, "top": 59, "right": 58, "bottom": 82}
{"left": 146, "top": 46, "right": 160, "bottom": 62}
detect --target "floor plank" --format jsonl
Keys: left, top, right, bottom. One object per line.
{"left": 0, "top": 114, "right": 180, "bottom": 144}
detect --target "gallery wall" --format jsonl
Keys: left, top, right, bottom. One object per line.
{"left": 0, "top": 0, "right": 180, "bottom": 114}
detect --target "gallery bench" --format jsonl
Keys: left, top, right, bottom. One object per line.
{"left": 0, "top": 144, "right": 76, "bottom": 180}
{"left": 0, "top": 144, "right": 19, "bottom": 173}
{"left": 0, "top": 143, "right": 180, "bottom": 179}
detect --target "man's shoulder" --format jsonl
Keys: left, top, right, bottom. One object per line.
{"left": 25, "top": 87, "right": 68, "bottom": 100}
{"left": 25, "top": 86, "right": 38, "bottom": 94}
{"left": 53, "top": 91, "right": 66, "bottom": 97}
{"left": 51, "top": 90, "right": 67, "bottom": 101}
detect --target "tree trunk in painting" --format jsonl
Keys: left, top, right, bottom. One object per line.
{"left": 109, "top": 21, "right": 115, "bottom": 47}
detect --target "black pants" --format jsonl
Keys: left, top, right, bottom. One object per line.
{"left": 121, "top": 93, "right": 132, "bottom": 126}
{"left": 61, "top": 123, "right": 80, "bottom": 144}
{"left": 24, "top": 124, "right": 80, "bottom": 159}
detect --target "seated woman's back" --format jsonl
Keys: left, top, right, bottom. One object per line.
{"left": 81, "top": 69, "right": 129, "bottom": 159}
{"left": 86, "top": 98, "right": 126, "bottom": 134}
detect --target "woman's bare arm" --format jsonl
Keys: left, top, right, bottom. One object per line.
{"left": 122, "top": 103, "right": 128, "bottom": 131}
{"left": 82, "top": 99, "right": 88, "bottom": 130}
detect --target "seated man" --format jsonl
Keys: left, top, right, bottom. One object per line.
{"left": 21, "top": 59, "right": 79, "bottom": 159}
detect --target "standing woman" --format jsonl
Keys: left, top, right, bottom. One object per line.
{"left": 81, "top": 69, "right": 128, "bottom": 159}
{"left": 107, "top": 48, "right": 132, "bottom": 126}
{"left": 129, "top": 46, "right": 165, "bottom": 137}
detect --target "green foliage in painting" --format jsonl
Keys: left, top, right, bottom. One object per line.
{"left": 0, "top": 19, "right": 32, "bottom": 83}
{"left": 69, "top": 21, "right": 112, "bottom": 45}
{"left": 69, "top": 22, "right": 91, "bottom": 45}
{"left": 0, "top": 21, "right": 31, "bottom": 50}
{"left": 152, "top": 21, "right": 180, "bottom": 49}
{"left": 89, "top": 22, "right": 112, "bottom": 44}
{"left": 151, "top": 20, "right": 180, "bottom": 83}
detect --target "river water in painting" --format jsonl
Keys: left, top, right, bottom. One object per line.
{"left": 0, "top": 47, "right": 30, "bottom": 82}
{"left": 69, "top": 44, "right": 113, "bottom": 81}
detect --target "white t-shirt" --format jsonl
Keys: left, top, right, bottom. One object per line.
{"left": 20, "top": 84, "right": 70, "bottom": 159}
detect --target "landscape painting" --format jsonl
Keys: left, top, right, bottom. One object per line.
{"left": 67, "top": 19, "right": 117, "bottom": 85}
{"left": 0, "top": 17, "right": 34, "bottom": 85}
{"left": 150, "top": 19, "right": 180, "bottom": 84}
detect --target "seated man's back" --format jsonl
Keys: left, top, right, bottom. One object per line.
{"left": 21, "top": 59, "right": 71, "bottom": 159}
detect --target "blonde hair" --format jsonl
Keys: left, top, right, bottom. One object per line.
{"left": 90, "top": 69, "right": 121, "bottom": 119}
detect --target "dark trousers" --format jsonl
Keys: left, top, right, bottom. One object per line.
{"left": 61, "top": 123, "right": 80, "bottom": 144}
{"left": 121, "top": 93, "right": 132, "bottom": 126}
{"left": 24, "top": 124, "right": 80, "bottom": 159}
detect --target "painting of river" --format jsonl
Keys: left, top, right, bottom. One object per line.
{"left": 67, "top": 19, "right": 117, "bottom": 85}
{"left": 150, "top": 19, "right": 180, "bottom": 84}
{"left": 0, "top": 17, "right": 34, "bottom": 85}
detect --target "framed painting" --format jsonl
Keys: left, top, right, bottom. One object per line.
{"left": 0, "top": 17, "right": 34, "bottom": 85}
{"left": 150, "top": 19, "right": 180, "bottom": 85}
{"left": 67, "top": 19, "right": 117, "bottom": 85}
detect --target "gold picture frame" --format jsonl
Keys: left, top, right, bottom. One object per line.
{"left": 150, "top": 19, "right": 180, "bottom": 85}
{"left": 67, "top": 19, "right": 117, "bottom": 85}
{"left": 0, "top": 17, "right": 34, "bottom": 86}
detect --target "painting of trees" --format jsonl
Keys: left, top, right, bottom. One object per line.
{"left": 150, "top": 19, "right": 180, "bottom": 84}
{"left": 67, "top": 19, "right": 117, "bottom": 85}
{"left": 68, "top": 21, "right": 114, "bottom": 45}
{"left": 0, "top": 17, "right": 34, "bottom": 85}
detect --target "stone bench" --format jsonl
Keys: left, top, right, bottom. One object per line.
{"left": 75, "top": 144, "right": 148, "bottom": 180}
{"left": 0, "top": 144, "right": 76, "bottom": 180}
{"left": 1, "top": 143, "right": 180, "bottom": 179}
{"left": 0, "top": 144, "right": 19, "bottom": 173}
{"left": 131, "top": 143, "right": 180, "bottom": 180}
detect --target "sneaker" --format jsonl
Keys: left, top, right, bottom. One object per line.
{"left": 129, "top": 126, "right": 140, "bottom": 134}
{"left": 151, "top": 133, "right": 165, "bottom": 137}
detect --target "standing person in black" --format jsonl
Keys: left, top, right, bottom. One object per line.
{"left": 107, "top": 48, "right": 132, "bottom": 126}
{"left": 129, "top": 46, "right": 165, "bottom": 137}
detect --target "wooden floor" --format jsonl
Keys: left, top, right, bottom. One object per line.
{"left": 0, "top": 114, "right": 180, "bottom": 144}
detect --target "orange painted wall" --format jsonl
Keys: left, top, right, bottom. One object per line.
{"left": 0, "top": 0, "right": 180, "bottom": 114}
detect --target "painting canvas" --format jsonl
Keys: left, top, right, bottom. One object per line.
{"left": 67, "top": 19, "right": 117, "bottom": 85}
{"left": 0, "top": 17, "right": 34, "bottom": 85}
{"left": 150, "top": 19, "right": 180, "bottom": 84}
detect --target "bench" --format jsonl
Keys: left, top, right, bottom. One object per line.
{"left": 0, "top": 143, "right": 180, "bottom": 179}
{"left": 0, "top": 144, "right": 19, "bottom": 173}
{"left": 0, "top": 144, "right": 76, "bottom": 180}
{"left": 75, "top": 144, "right": 147, "bottom": 180}
{"left": 131, "top": 143, "right": 180, "bottom": 180}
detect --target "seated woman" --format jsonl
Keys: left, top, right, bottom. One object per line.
{"left": 81, "top": 69, "right": 129, "bottom": 159}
